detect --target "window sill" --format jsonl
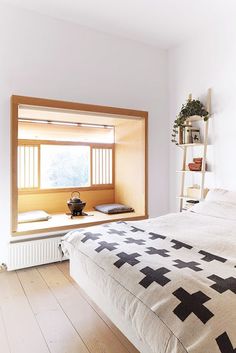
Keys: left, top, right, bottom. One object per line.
{"left": 13, "top": 211, "right": 147, "bottom": 236}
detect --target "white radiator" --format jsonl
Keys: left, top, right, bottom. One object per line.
{"left": 7, "top": 236, "right": 64, "bottom": 271}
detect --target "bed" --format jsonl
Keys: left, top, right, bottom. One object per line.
{"left": 61, "top": 189, "right": 236, "bottom": 353}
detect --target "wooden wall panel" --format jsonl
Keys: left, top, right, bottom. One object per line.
{"left": 114, "top": 119, "right": 146, "bottom": 215}
{"left": 18, "top": 189, "right": 114, "bottom": 214}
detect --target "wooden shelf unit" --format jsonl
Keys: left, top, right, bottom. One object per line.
{"left": 177, "top": 89, "right": 212, "bottom": 212}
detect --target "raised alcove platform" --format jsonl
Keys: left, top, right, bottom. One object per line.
{"left": 11, "top": 95, "right": 148, "bottom": 236}
{"left": 16, "top": 211, "right": 145, "bottom": 236}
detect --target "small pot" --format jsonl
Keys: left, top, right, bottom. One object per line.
{"left": 67, "top": 191, "right": 86, "bottom": 216}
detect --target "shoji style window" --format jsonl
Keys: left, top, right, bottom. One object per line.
{"left": 17, "top": 144, "right": 39, "bottom": 189}
{"left": 18, "top": 120, "right": 114, "bottom": 191}
{"left": 92, "top": 147, "right": 113, "bottom": 185}
{"left": 18, "top": 141, "right": 114, "bottom": 191}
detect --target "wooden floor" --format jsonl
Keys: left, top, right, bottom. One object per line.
{"left": 0, "top": 261, "right": 139, "bottom": 353}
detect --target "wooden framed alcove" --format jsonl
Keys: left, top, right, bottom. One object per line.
{"left": 11, "top": 95, "right": 148, "bottom": 236}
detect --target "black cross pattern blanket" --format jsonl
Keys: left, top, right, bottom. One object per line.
{"left": 61, "top": 212, "right": 236, "bottom": 353}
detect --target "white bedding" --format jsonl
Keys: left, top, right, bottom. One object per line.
{"left": 61, "top": 211, "right": 236, "bottom": 353}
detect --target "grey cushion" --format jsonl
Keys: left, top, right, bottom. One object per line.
{"left": 94, "top": 203, "right": 134, "bottom": 214}
{"left": 18, "top": 210, "right": 52, "bottom": 223}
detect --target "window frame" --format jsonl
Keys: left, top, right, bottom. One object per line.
{"left": 18, "top": 139, "right": 115, "bottom": 194}
{"left": 11, "top": 95, "right": 148, "bottom": 234}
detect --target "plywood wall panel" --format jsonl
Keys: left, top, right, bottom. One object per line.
{"left": 18, "top": 189, "right": 114, "bottom": 214}
{"left": 114, "top": 119, "right": 146, "bottom": 215}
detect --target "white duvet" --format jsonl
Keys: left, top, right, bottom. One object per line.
{"left": 61, "top": 211, "right": 236, "bottom": 353}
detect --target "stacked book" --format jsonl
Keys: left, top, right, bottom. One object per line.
{"left": 183, "top": 200, "right": 199, "bottom": 211}
{"left": 178, "top": 125, "right": 200, "bottom": 144}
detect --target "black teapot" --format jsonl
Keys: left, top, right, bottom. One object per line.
{"left": 67, "top": 191, "right": 86, "bottom": 217}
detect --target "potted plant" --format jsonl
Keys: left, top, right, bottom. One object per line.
{"left": 171, "top": 98, "right": 209, "bottom": 145}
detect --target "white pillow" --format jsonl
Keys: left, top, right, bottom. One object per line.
{"left": 190, "top": 200, "right": 236, "bottom": 221}
{"left": 18, "top": 210, "right": 51, "bottom": 223}
{"left": 206, "top": 188, "right": 236, "bottom": 204}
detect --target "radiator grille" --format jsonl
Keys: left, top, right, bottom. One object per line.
{"left": 8, "top": 237, "right": 63, "bottom": 270}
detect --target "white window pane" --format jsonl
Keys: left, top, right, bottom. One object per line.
{"left": 40, "top": 145, "right": 90, "bottom": 188}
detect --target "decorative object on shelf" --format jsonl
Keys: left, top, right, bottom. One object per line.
{"left": 67, "top": 191, "right": 87, "bottom": 218}
{"left": 176, "top": 89, "right": 212, "bottom": 212}
{"left": 171, "top": 95, "right": 209, "bottom": 145}
{"left": 187, "top": 185, "right": 209, "bottom": 199}
{"left": 191, "top": 129, "right": 201, "bottom": 143}
{"left": 183, "top": 199, "right": 200, "bottom": 211}
{"left": 188, "top": 157, "right": 203, "bottom": 171}
{"left": 179, "top": 124, "right": 200, "bottom": 145}
{"left": 188, "top": 163, "right": 201, "bottom": 171}
{"left": 183, "top": 123, "right": 193, "bottom": 144}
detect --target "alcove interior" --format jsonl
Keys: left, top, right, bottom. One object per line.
{"left": 14, "top": 101, "right": 147, "bottom": 235}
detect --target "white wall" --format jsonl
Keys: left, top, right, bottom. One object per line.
{"left": 168, "top": 21, "right": 236, "bottom": 211}
{"left": 0, "top": 4, "right": 169, "bottom": 263}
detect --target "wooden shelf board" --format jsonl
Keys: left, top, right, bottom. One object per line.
{"left": 176, "top": 170, "right": 204, "bottom": 173}
{"left": 177, "top": 195, "right": 201, "bottom": 201}
{"left": 178, "top": 143, "right": 204, "bottom": 147}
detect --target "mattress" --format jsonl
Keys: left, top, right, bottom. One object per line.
{"left": 61, "top": 211, "right": 236, "bottom": 353}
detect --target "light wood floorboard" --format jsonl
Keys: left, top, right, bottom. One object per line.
{"left": 17, "top": 268, "right": 89, "bottom": 353}
{"left": 0, "top": 262, "right": 139, "bottom": 353}
{"left": 0, "top": 307, "right": 11, "bottom": 353}
{"left": 0, "top": 271, "right": 50, "bottom": 353}
{"left": 38, "top": 264, "right": 133, "bottom": 353}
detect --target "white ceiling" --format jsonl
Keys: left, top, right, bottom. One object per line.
{"left": 1, "top": 0, "right": 236, "bottom": 48}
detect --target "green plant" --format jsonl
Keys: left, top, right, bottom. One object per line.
{"left": 171, "top": 98, "right": 209, "bottom": 145}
